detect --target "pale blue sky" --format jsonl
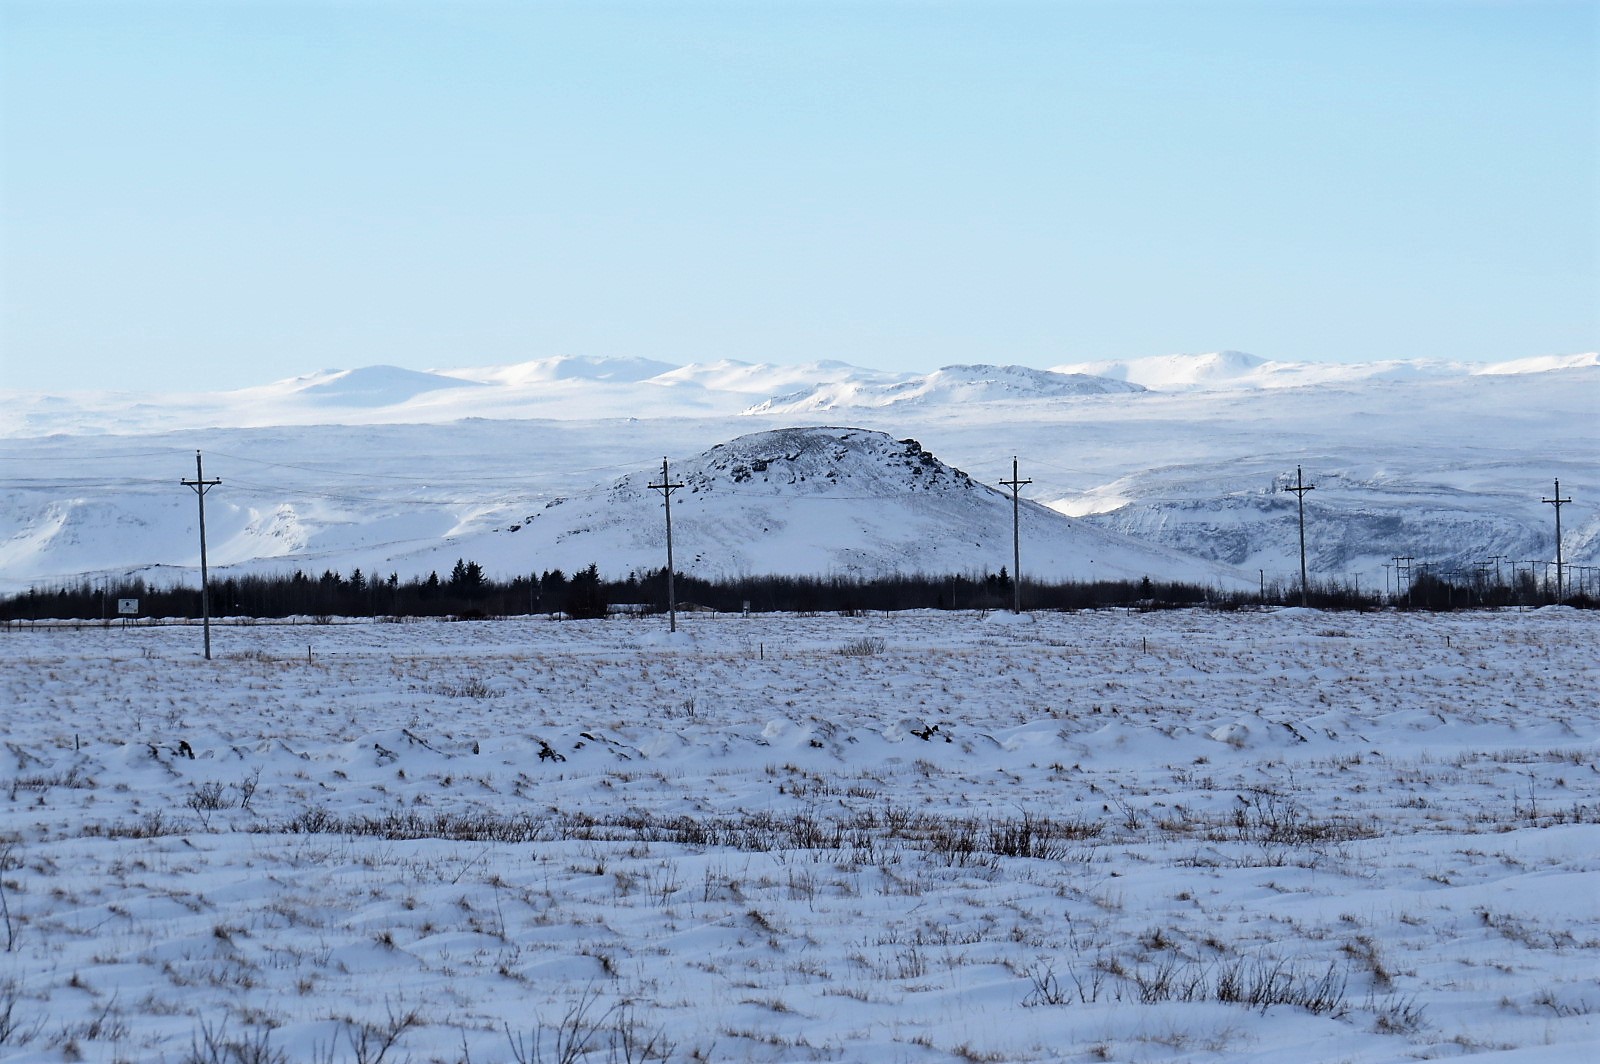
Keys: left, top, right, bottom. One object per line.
{"left": 2, "top": 0, "right": 1596, "bottom": 392}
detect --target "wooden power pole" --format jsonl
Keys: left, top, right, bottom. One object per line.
{"left": 999, "top": 457, "right": 1032, "bottom": 613}
{"left": 1285, "top": 465, "right": 1315, "bottom": 607}
{"left": 648, "top": 458, "right": 685, "bottom": 632}
{"left": 1543, "top": 479, "right": 1572, "bottom": 600}
{"left": 181, "top": 450, "right": 221, "bottom": 659}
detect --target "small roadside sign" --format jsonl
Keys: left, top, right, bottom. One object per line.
{"left": 117, "top": 599, "right": 139, "bottom": 616}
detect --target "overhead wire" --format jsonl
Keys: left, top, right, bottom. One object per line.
{"left": 0, "top": 448, "right": 192, "bottom": 462}
{"left": 222, "top": 477, "right": 554, "bottom": 509}
{"left": 205, "top": 448, "right": 663, "bottom": 485}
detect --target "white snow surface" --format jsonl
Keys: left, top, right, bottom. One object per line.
{"left": 1, "top": 608, "right": 1596, "bottom": 1062}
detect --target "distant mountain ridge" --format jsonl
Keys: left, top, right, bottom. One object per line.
{"left": 449, "top": 355, "right": 680, "bottom": 385}
{"left": 292, "top": 365, "right": 485, "bottom": 407}
{"left": 744, "top": 364, "right": 1145, "bottom": 414}
{"left": 1050, "top": 351, "right": 1472, "bottom": 391}
{"left": 4, "top": 349, "right": 1594, "bottom": 437}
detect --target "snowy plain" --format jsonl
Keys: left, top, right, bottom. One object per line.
{"left": 2, "top": 606, "right": 1597, "bottom": 1062}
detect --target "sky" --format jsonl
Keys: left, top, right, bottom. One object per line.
{"left": 1, "top": 0, "right": 1596, "bottom": 393}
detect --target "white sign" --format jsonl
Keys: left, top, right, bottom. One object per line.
{"left": 117, "top": 598, "right": 139, "bottom": 616}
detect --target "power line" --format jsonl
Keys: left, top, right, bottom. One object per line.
{"left": 206, "top": 449, "right": 662, "bottom": 485}
{"left": 0, "top": 449, "right": 187, "bottom": 462}
{"left": 1393, "top": 555, "right": 1414, "bottom": 602}
{"left": 222, "top": 477, "right": 544, "bottom": 508}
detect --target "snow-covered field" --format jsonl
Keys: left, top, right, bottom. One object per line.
{"left": 2, "top": 607, "right": 1596, "bottom": 1062}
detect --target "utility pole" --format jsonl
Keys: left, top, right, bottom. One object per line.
{"left": 1484, "top": 554, "right": 1504, "bottom": 587}
{"left": 1542, "top": 479, "right": 1572, "bottom": 600}
{"left": 999, "top": 457, "right": 1032, "bottom": 613}
{"left": 1514, "top": 559, "right": 1545, "bottom": 597}
{"left": 1285, "top": 465, "right": 1315, "bottom": 607}
{"left": 181, "top": 450, "right": 221, "bottom": 660}
{"left": 647, "top": 458, "right": 685, "bottom": 632}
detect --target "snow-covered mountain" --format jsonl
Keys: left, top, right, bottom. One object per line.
{"left": 744, "top": 365, "right": 1144, "bottom": 414}
{"left": 0, "top": 356, "right": 905, "bottom": 437}
{"left": 648, "top": 358, "right": 897, "bottom": 394}
{"left": 1049, "top": 350, "right": 1480, "bottom": 391}
{"left": 3, "top": 349, "right": 1593, "bottom": 437}
{"left": 1471, "top": 351, "right": 1600, "bottom": 376}
{"left": 447, "top": 354, "right": 681, "bottom": 386}
{"left": 1, "top": 351, "right": 1595, "bottom": 594}
{"left": 264, "top": 365, "right": 486, "bottom": 407}
{"left": 406, "top": 427, "right": 1242, "bottom": 585}
{"left": 1052, "top": 350, "right": 1273, "bottom": 390}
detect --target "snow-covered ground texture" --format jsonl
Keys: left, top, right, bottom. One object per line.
{"left": 1, "top": 352, "right": 1595, "bottom": 592}
{"left": 2, "top": 607, "right": 1597, "bottom": 1063}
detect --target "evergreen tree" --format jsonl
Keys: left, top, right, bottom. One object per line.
{"left": 564, "top": 563, "right": 608, "bottom": 619}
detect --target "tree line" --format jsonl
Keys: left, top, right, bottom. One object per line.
{"left": 1, "top": 560, "right": 1591, "bottom": 622}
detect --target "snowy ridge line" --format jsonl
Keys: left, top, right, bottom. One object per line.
{"left": 4, "top": 349, "right": 1595, "bottom": 436}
